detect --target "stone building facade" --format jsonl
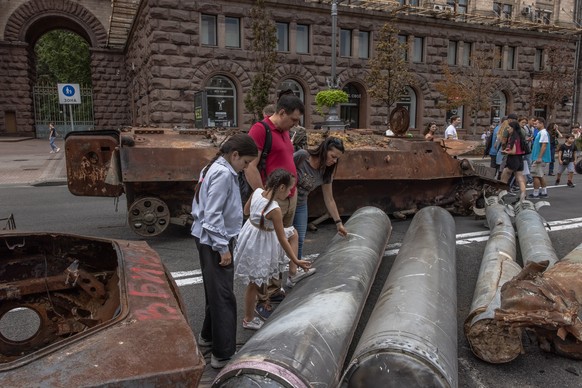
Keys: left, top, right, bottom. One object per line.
{"left": 1, "top": 0, "right": 581, "bottom": 136}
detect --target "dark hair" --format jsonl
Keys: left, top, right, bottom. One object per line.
{"left": 536, "top": 117, "right": 546, "bottom": 125}
{"left": 278, "top": 89, "right": 295, "bottom": 100}
{"left": 194, "top": 134, "right": 258, "bottom": 202}
{"left": 308, "top": 137, "right": 345, "bottom": 182}
{"left": 449, "top": 115, "right": 459, "bottom": 123}
{"left": 260, "top": 169, "right": 294, "bottom": 229}
{"left": 276, "top": 94, "right": 305, "bottom": 115}
{"left": 423, "top": 122, "right": 437, "bottom": 135}
{"left": 507, "top": 121, "right": 525, "bottom": 151}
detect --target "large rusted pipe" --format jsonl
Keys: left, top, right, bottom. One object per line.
{"left": 514, "top": 201, "right": 558, "bottom": 268}
{"left": 341, "top": 206, "right": 457, "bottom": 388}
{"left": 464, "top": 195, "right": 523, "bottom": 363}
{"left": 213, "top": 206, "right": 392, "bottom": 388}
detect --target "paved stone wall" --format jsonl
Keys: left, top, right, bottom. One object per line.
{"left": 91, "top": 49, "right": 130, "bottom": 129}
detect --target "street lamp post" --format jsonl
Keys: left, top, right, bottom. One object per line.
{"left": 323, "top": 0, "right": 346, "bottom": 130}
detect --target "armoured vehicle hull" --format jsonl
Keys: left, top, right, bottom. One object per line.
{"left": 65, "top": 128, "right": 500, "bottom": 237}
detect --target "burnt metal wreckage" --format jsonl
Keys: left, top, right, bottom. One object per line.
{"left": 0, "top": 232, "right": 204, "bottom": 387}
{"left": 64, "top": 126, "right": 501, "bottom": 237}
{"left": 465, "top": 195, "right": 582, "bottom": 363}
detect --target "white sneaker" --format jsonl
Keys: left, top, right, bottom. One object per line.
{"left": 56, "top": 148, "right": 60, "bottom": 153}
{"left": 210, "top": 354, "right": 231, "bottom": 369}
{"left": 50, "top": 150, "right": 55, "bottom": 154}
{"left": 287, "top": 267, "right": 316, "bottom": 287}
{"left": 242, "top": 316, "right": 264, "bottom": 330}
{"left": 197, "top": 334, "right": 212, "bottom": 347}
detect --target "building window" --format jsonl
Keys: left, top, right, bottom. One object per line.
{"left": 398, "top": 34, "right": 408, "bottom": 61}
{"left": 448, "top": 0, "right": 468, "bottom": 13}
{"left": 296, "top": 24, "right": 309, "bottom": 54}
{"left": 225, "top": 17, "right": 240, "bottom": 48}
{"left": 358, "top": 31, "right": 370, "bottom": 59}
{"left": 396, "top": 86, "right": 417, "bottom": 129}
{"left": 205, "top": 75, "right": 237, "bottom": 127}
{"left": 201, "top": 14, "right": 217, "bottom": 46}
{"left": 462, "top": 42, "right": 472, "bottom": 66}
{"left": 398, "top": 0, "right": 419, "bottom": 5}
{"left": 495, "top": 45, "right": 503, "bottom": 68}
{"left": 448, "top": 40, "right": 458, "bottom": 65}
{"left": 534, "top": 48, "right": 544, "bottom": 71}
{"left": 412, "top": 36, "right": 424, "bottom": 63}
{"left": 490, "top": 91, "right": 507, "bottom": 125}
{"left": 507, "top": 46, "right": 516, "bottom": 70}
{"left": 493, "top": 3, "right": 513, "bottom": 19}
{"left": 276, "top": 22, "right": 289, "bottom": 52}
{"left": 340, "top": 29, "right": 352, "bottom": 57}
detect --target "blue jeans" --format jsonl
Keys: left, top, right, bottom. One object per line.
{"left": 49, "top": 136, "right": 57, "bottom": 151}
{"left": 293, "top": 202, "right": 308, "bottom": 259}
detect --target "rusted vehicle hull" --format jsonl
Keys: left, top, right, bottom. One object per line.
{"left": 65, "top": 129, "right": 500, "bottom": 236}
{"left": 0, "top": 232, "right": 204, "bottom": 386}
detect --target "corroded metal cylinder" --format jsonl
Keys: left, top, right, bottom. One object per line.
{"left": 464, "top": 196, "right": 522, "bottom": 363}
{"left": 341, "top": 206, "right": 457, "bottom": 388}
{"left": 514, "top": 201, "right": 558, "bottom": 268}
{"left": 213, "top": 206, "right": 392, "bottom": 388}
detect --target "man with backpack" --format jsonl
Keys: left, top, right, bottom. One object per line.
{"left": 244, "top": 94, "right": 306, "bottom": 320}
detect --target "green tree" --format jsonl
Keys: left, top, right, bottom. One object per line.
{"left": 35, "top": 30, "right": 92, "bottom": 85}
{"left": 244, "top": 0, "right": 278, "bottom": 122}
{"left": 366, "top": 22, "right": 415, "bottom": 131}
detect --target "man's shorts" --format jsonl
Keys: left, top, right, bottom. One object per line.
{"left": 506, "top": 154, "right": 524, "bottom": 172}
{"left": 557, "top": 162, "right": 575, "bottom": 174}
{"left": 530, "top": 161, "right": 547, "bottom": 177}
{"left": 276, "top": 191, "right": 297, "bottom": 228}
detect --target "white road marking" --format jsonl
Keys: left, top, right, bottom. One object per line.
{"left": 171, "top": 218, "right": 582, "bottom": 286}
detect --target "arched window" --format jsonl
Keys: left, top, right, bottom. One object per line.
{"left": 396, "top": 86, "right": 417, "bottom": 129}
{"left": 277, "top": 79, "right": 304, "bottom": 102}
{"left": 490, "top": 91, "right": 507, "bottom": 125}
{"left": 205, "top": 75, "right": 237, "bottom": 127}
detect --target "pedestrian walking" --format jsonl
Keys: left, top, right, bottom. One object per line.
{"left": 555, "top": 133, "right": 578, "bottom": 188}
{"left": 500, "top": 121, "right": 528, "bottom": 201}
{"left": 444, "top": 115, "right": 461, "bottom": 139}
{"left": 190, "top": 134, "right": 258, "bottom": 369}
{"left": 48, "top": 123, "right": 60, "bottom": 153}
{"left": 547, "top": 122, "right": 563, "bottom": 176}
{"left": 529, "top": 118, "right": 551, "bottom": 199}
{"left": 424, "top": 122, "right": 438, "bottom": 141}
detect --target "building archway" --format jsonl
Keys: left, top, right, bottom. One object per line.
{"left": 1, "top": 0, "right": 127, "bottom": 135}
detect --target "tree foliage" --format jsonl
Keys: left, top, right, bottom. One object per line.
{"left": 315, "top": 89, "right": 348, "bottom": 115}
{"left": 34, "top": 30, "right": 92, "bottom": 85}
{"left": 366, "top": 22, "right": 415, "bottom": 130}
{"left": 244, "top": 0, "right": 278, "bottom": 122}
{"left": 435, "top": 43, "right": 498, "bottom": 135}
{"left": 530, "top": 45, "right": 575, "bottom": 120}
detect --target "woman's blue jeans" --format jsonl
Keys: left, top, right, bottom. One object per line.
{"left": 293, "top": 202, "right": 308, "bottom": 259}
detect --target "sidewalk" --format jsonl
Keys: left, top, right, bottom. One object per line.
{"left": 0, "top": 137, "right": 67, "bottom": 186}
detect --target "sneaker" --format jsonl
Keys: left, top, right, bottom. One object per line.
{"left": 555, "top": 180, "right": 560, "bottom": 185}
{"left": 270, "top": 290, "right": 286, "bottom": 303}
{"left": 526, "top": 182, "right": 533, "bottom": 187}
{"left": 242, "top": 316, "right": 264, "bottom": 330}
{"left": 50, "top": 150, "right": 55, "bottom": 154}
{"left": 210, "top": 354, "right": 231, "bottom": 369}
{"left": 539, "top": 193, "right": 548, "bottom": 198}
{"left": 548, "top": 173, "right": 555, "bottom": 176}
{"left": 198, "top": 334, "right": 212, "bottom": 347}
{"left": 287, "top": 267, "right": 316, "bottom": 287}
{"left": 56, "top": 148, "right": 60, "bottom": 153}
{"left": 528, "top": 193, "right": 540, "bottom": 199}
{"left": 568, "top": 182, "right": 576, "bottom": 188}
{"left": 255, "top": 303, "right": 273, "bottom": 320}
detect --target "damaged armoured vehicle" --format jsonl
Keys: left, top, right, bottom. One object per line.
{"left": 64, "top": 127, "right": 500, "bottom": 237}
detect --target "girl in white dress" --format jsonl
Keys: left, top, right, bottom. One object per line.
{"left": 235, "top": 169, "right": 312, "bottom": 330}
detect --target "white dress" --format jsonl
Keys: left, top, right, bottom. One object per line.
{"left": 234, "top": 189, "right": 294, "bottom": 287}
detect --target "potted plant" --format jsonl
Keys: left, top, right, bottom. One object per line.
{"left": 315, "top": 89, "right": 349, "bottom": 118}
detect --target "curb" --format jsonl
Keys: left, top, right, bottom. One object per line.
{"left": 32, "top": 179, "right": 68, "bottom": 187}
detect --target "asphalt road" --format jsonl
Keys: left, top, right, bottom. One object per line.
{"left": 1, "top": 184, "right": 582, "bottom": 387}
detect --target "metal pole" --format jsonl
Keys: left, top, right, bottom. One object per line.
{"left": 331, "top": 0, "right": 337, "bottom": 88}
{"left": 341, "top": 206, "right": 458, "bottom": 388}
{"left": 214, "top": 207, "right": 392, "bottom": 388}
{"left": 69, "top": 104, "right": 75, "bottom": 132}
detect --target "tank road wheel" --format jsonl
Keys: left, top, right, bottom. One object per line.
{"left": 128, "top": 197, "right": 170, "bottom": 237}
